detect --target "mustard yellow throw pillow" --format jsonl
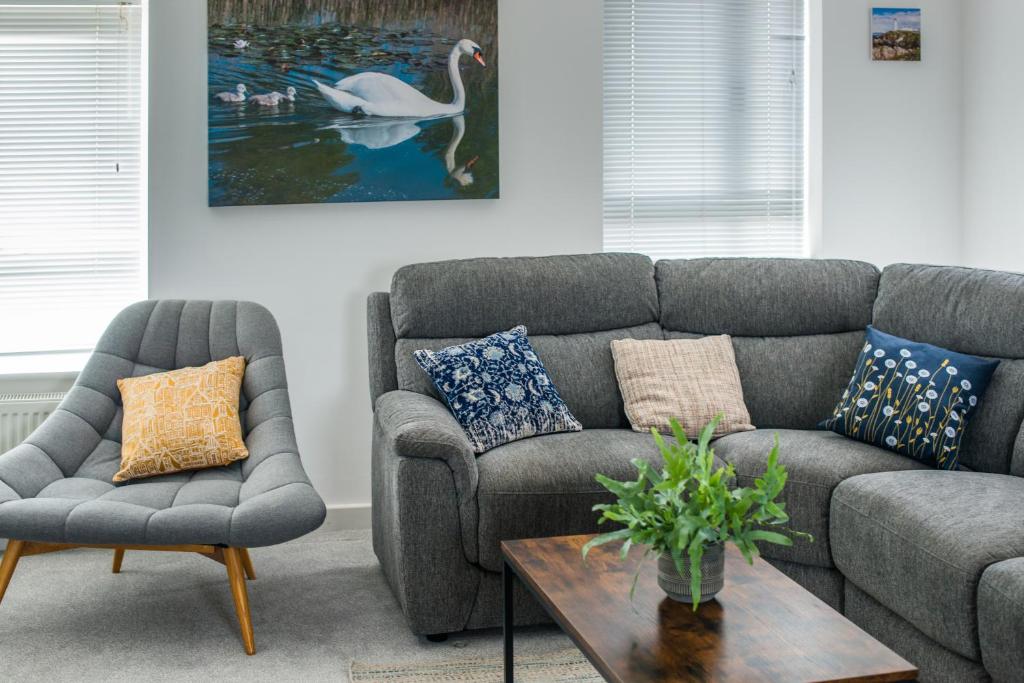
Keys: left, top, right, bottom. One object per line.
{"left": 114, "top": 356, "right": 249, "bottom": 483}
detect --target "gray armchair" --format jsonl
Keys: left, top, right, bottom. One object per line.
{"left": 0, "top": 300, "right": 326, "bottom": 655}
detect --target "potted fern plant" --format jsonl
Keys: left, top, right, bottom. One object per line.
{"left": 582, "top": 415, "right": 811, "bottom": 608}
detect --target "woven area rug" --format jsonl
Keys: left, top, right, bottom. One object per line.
{"left": 350, "top": 647, "right": 602, "bottom": 682}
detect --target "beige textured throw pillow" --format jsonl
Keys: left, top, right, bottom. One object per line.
{"left": 610, "top": 336, "right": 755, "bottom": 438}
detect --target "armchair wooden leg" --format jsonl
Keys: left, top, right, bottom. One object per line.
{"left": 112, "top": 548, "right": 125, "bottom": 574}
{"left": 0, "top": 540, "right": 26, "bottom": 606}
{"left": 239, "top": 548, "right": 256, "bottom": 580}
{"left": 224, "top": 547, "right": 256, "bottom": 655}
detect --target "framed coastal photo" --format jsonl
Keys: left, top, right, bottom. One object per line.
{"left": 208, "top": 0, "right": 499, "bottom": 207}
{"left": 871, "top": 7, "right": 921, "bottom": 62}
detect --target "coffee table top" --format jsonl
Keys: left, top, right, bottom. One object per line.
{"left": 502, "top": 535, "right": 917, "bottom": 683}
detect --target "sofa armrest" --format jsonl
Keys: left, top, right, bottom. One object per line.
{"left": 374, "top": 390, "right": 478, "bottom": 503}
{"left": 979, "top": 558, "right": 1024, "bottom": 682}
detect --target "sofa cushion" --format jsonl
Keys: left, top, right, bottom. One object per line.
{"left": 657, "top": 257, "right": 878, "bottom": 432}
{"left": 656, "top": 258, "right": 879, "bottom": 337}
{"left": 665, "top": 331, "right": 865, "bottom": 430}
{"left": 978, "top": 558, "right": 1024, "bottom": 682}
{"left": 390, "top": 253, "right": 659, "bottom": 339}
{"left": 873, "top": 264, "right": 1024, "bottom": 360}
{"left": 413, "top": 327, "right": 582, "bottom": 454}
{"left": 821, "top": 326, "right": 999, "bottom": 471}
{"left": 874, "top": 264, "right": 1024, "bottom": 475}
{"left": 474, "top": 429, "right": 722, "bottom": 572}
{"left": 396, "top": 324, "right": 664, "bottom": 429}
{"left": 831, "top": 470, "right": 1024, "bottom": 660}
{"left": 713, "top": 429, "right": 929, "bottom": 568}
{"left": 610, "top": 336, "right": 754, "bottom": 438}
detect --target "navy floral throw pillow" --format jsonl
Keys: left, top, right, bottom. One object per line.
{"left": 414, "top": 326, "right": 582, "bottom": 454}
{"left": 822, "top": 326, "right": 999, "bottom": 470}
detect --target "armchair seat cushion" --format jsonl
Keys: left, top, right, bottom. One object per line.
{"left": 474, "top": 429, "right": 724, "bottom": 572}
{"left": 713, "top": 429, "right": 930, "bottom": 568}
{"left": 831, "top": 471, "right": 1024, "bottom": 661}
{"left": 0, "top": 457, "right": 324, "bottom": 549}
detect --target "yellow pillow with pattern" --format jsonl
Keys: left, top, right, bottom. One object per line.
{"left": 114, "top": 356, "right": 249, "bottom": 483}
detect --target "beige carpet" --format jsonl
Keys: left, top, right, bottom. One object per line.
{"left": 351, "top": 647, "right": 601, "bottom": 683}
{"left": 0, "top": 529, "right": 577, "bottom": 682}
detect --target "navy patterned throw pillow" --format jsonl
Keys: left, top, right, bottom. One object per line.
{"left": 822, "top": 326, "right": 999, "bottom": 470}
{"left": 414, "top": 326, "right": 583, "bottom": 454}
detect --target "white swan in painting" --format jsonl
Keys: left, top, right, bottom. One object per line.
{"left": 234, "top": 39, "right": 250, "bottom": 50}
{"left": 214, "top": 84, "right": 247, "bottom": 103}
{"left": 312, "top": 38, "right": 486, "bottom": 118}
{"left": 249, "top": 87, "right": 297, "bottom": 106}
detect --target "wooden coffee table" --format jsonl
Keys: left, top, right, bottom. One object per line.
{"left": 501, "top": 535, "right": 917, "bottom": 683}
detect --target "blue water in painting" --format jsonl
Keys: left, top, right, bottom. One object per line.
{"left": 208, "top": 19, "right": 498, "bottom": 207}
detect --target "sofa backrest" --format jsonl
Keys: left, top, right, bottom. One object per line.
{"left": 873, "top": 264, "right": 1024, "bottom": 476}
{"left": 370, "top": 253, "right": 662, "bottom": 429}
{"left": 371, "top": 254, "right": 1024, "bottom": 473}
{"left": 656, "top": 258, "right": 880, "bottom": 430}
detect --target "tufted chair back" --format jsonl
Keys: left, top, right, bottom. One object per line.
{"left": 0, "top": 301, "right": 299, "bottom": 501}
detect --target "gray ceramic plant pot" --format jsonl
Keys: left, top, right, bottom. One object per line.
{"left": 657, "top": 542, "right": 725, "bottom": 604}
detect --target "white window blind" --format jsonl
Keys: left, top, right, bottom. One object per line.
{"left": 0, "top": 0, "right": 146, "bottom": 357}
{"left": 604, "top": 0, "right": 806, "bottom": 259}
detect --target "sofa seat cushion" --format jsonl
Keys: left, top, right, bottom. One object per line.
{"left": 831, "top": 471, "right": 1024, "bottom": 661}
{"left": 713, "top": 429, "right": 929, "bottom": 568}
{"left": 474, "top": 429, "right": 720, "bottom": 572}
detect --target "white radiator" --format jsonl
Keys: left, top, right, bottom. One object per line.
{"left": 0, "top": 392, "right": 65, "bottom": 452}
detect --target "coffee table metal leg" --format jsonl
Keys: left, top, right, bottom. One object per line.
{"left": 503, "top": 560, "right": 514, "bottom": 682}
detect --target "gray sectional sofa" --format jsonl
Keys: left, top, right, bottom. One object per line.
{"left": 368, "top": 254, "right": 1024, "bottom": 683}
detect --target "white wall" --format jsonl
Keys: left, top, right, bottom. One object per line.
{"left": 819, "top": 0, "right": 963, "bottom": 265}
{"left": 961, "top": 0, "right": 1024, "bottom": 272}
{"left": 114, "top": 0, "right": 979, "bottom": 514}
{"left": 148, "top": 0, "right": 603, "bottom": 511}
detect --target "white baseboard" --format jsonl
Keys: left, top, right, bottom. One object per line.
{"left": 320, "top": 503, "right": 372, "bottom": 532}
{"left": 0, "top": 504, "right": 372, "bottom": 553}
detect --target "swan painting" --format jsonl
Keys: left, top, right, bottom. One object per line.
{"left": 312, "top": 39, "right": 486, "bottom": 118}
{"left": 207, "top": 0, "right": 498, "bottom": 206}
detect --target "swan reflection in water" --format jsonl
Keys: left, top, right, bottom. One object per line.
{"left": 322, "top": 113, "right": 478, "bottom": 186}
